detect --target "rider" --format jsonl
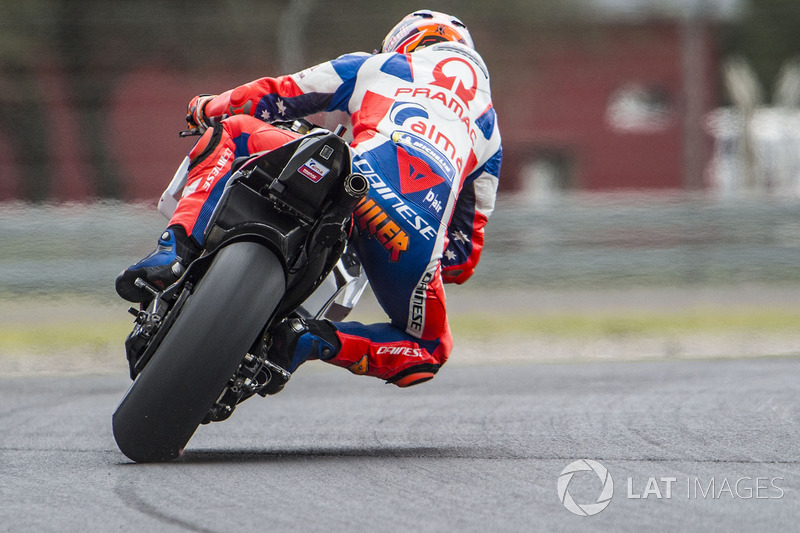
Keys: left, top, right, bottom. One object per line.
{"left": 116, "top": 10, "right": 502, "bottom": 392}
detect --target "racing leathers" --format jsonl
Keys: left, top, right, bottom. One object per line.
{"left": 172, "top": 42, "right": 502, "bottom": 387}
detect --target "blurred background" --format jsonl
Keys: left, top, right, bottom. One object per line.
{"left": 2, "top": 0, "right": 800, "bottom": 370}
{"left": 4, "top": 0, "right": 800, "bottom": 200}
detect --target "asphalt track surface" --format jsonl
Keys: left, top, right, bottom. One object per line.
{"left": 1, "top": 355, "right": 799, "bottom": 533}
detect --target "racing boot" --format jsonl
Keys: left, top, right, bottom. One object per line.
{"left": 263, "top": 317, "right": 341, "bottom": 395}
{"left": 115, "top": 225, "right": 200, "bottom": 303}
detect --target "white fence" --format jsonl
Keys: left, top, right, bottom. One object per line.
{"left": 2, "top": 195, "right": 800, "bottom": 296}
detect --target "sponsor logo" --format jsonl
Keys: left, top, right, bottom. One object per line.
{"left": 200, "top": 147, "right": 234, "bottom": 192}
{"left": 298, "top": 157, "right": 330, "bottom": 183}
{"left": 423, "top": 189, "right": 444, "bottom": 215}
{"left": 353, "top": 198, "right": 409, "bottom": 262}
{"left": 430, "top": 57, "right": 478, "bottom": 107}
{"left": 396, "top": 146, "right": 445, "bottom": 195}
{"left": 391, "top": 131, "right": 455, "bottom": 186}
{"left": 392, "top": 56, "right": 481, "bottom": 153}
{"left": 376, "top": 346, "right": 424, "bottom": 357}
{"left": 392, "top": 88, "right": 476, "bottom": 159}
{"left": 390, "top": 103, "right": 458, "bottom": 196}
{"left": 353, "top": 159, "right": 438, "bottom": 241}
{"left": 409, "top": 271, "right": 434, "bottom": 332}
{"left": 390, "top": 101, "right": 429, "bottom": 126}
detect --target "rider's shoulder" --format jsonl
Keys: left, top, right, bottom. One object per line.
{"left": 414, "top": 43, "right": 489, "bottom": 77}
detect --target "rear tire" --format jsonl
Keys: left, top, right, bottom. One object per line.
{"left": 112, "top": 241, "right": 285, "bottom": 463}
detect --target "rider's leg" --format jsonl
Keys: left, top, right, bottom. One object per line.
{"left": 115, "top": 116, "right": 299, "bottom": 302}
{"left": 168, "top": 116, "right": 299, "bottom": 244}
{"left": 327, "top": 266, "right": 452, "bottom": 387}
{"left": 114, "top": 225, "right": 200, "bottom": 302}
{"left": 264, "top": 149, "right": 454, "bottom": 389}
{"left": 263, "top": 266, "right": 451, "bottom": 393}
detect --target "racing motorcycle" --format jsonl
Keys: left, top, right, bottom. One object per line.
{"left": 112, "top": 121, "right": 369, "bottom": 463}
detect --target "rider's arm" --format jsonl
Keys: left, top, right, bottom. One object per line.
{"left": 441, "top": 146, "right": 501, "bottom": 284}
{"left": 198, "top": 53, "right": 372, "bottom": 125}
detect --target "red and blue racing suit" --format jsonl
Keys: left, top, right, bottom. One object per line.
{"left": 171, "top": 42, "right": 502, "bottom": 386}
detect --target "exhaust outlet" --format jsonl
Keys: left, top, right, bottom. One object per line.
{"left": 343, "top": 173, "right": 369, "bottom": 199}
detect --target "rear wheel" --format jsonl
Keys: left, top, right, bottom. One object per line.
{"left": 112, "top": 241, "right": 285, "bottom": 463}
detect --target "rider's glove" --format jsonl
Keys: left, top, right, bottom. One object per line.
{"left": 186, "top": 94, "right": 217, "bottom": 131}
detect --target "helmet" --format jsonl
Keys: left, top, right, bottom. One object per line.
{"left": 381, "top": 10, "right": 474, "bottom": 54}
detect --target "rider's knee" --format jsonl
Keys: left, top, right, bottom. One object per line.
{"left": 188, "top": 123, "right": 224, "bottom": 164}
{"left": 386, "top": 332, "right": 452, "bottom": 388}
{"left": 187, "top": 116, "right": 264, "bottom": 168}
{"left": 220, "top": 113, "right": 263, "bottom": 137}
{"left": 387, "top": 363, "right": 441, "bottom": 388}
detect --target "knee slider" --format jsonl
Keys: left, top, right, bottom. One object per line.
{"left": 386, "top": 363, "right": 440, "bottom": 388}
{"left": 188, "top": 123, "right": 224, "bottom": 169}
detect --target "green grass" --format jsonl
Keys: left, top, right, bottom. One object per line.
{"left": 450, "top": 308, "right": 800, "bottom": 338}
{"left": 0, "top": 321, "right": 132, "bottom": 354}
{"left": 2, "top": 304, "right": 799, "bottom": 355}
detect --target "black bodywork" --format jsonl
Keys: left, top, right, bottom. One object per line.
{"left": 122, "top": 126, "right": 368, "bottom": 418}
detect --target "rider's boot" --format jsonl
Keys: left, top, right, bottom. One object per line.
{"left": 115, "top": 225, "right": 200, "bottom": 303}
{"left": 263, "top": 317, "right": 341, "bottom": 395}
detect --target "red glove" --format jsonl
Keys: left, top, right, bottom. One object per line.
{"left": 186, "top": 94, "right": 218, "bottom": 131}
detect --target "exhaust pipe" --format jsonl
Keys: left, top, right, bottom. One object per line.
{"left": 343, "top": 173, "right": 369, "bottom": 200}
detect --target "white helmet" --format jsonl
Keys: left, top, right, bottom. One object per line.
{"left": 381, "top": 10, "right": 474, "bottom": 54}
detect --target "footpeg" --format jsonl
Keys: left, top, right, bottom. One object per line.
{"left": 258, "top": 360, "right": 291, "bottom": 396}
{"left": 134, "top": 278, "right": 161, "bottom": 299}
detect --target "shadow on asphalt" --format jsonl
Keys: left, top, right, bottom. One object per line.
{"left": 165, "top": 445, "right": 480, "bottom": 464}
